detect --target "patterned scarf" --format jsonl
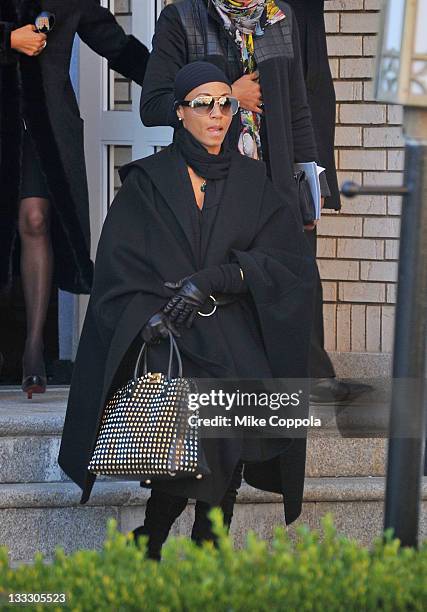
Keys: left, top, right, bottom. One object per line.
{"left": 212, "top": 0, "right": 286, "bottom": 160}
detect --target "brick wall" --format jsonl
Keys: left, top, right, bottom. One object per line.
{"left": 320, "top": 0, "right": 404, "bottom": 355}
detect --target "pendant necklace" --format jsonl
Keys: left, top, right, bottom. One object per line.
{"left": 200, "top": 180, "right": 207, "bottom": 193}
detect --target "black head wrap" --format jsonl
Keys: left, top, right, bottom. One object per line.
{"left": 173, "top": 61, "right": 233, "bottom": 179}
{"left": 174, "top": 60, "right": 232, "bottom": 102}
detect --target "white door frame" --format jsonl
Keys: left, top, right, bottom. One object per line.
{"left": 76, "top": 0, "right": 173, "bottom": 340}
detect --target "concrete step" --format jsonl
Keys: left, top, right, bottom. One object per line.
{"left": 0, "top": 387, "right": 389, "bottom": 483}
{"left": 2, "top": 478, "right": 426, "bottom": 565}
{"left": 0, "top": 388, "right": 69, "bottom": 484}
{"left": 0, "top": 385, "right": 425, "bottom": 566}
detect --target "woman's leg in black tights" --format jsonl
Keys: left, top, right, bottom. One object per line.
{"left": 191, "top": 460, "right": 244, "bottom": 544}
{"left": 18, "top": 197, "right": 53, "bottom": 378}
{"left": 133, "top": 488, "right": 189, "bottom": 560}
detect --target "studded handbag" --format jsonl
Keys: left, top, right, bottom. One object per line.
{"left": 88, "top": 330, "right": 211, "bottom": 482}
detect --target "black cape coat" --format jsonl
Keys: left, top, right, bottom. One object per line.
{"left": 140, "top": 0, "right": 331, "bottom": 221}
{"left": 58, "top": 144, "right": 317, "bottom": 525}
{"left": 0, "top": 0, "right": 149, "bottom": 294}
{"left": 286, "top": 0, "right": 340, "bottom": 210}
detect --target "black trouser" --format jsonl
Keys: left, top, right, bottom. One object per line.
{"left": 304, "top": 227, "right": 336, "bottom": 378}
{"left": 140, "top": 459, "right": 244, "bottom": 559}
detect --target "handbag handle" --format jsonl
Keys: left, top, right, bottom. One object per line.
{"left": 133, "top": 330, "right": 183, "bottom": 381}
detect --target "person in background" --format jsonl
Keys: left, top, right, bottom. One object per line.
{"left": 0, "top": 0, "right": 149, "bottom": 397}
{"left": 286, "top": 0, "right": 372, "bottom": 404}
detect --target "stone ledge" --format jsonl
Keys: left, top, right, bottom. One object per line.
{"left": 330, "top": 351, "right": 392, "bottom": 378}
{"left": 0, "top": 388, "right": 67, "bottom": 435}
{"left": 0, "top": 437, "right": 389, "bottom": 484}
{"left": 1, "top": 478, "right": 426, "bottom": 509}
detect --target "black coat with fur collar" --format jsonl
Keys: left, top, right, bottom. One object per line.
{"left": 58, "top": 144, "right": 317, "bottom": 524}
{"left": 0, "top": 0, "right": 149, "bottom": 294}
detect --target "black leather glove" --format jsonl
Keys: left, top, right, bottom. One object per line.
{"left": 163, "top": 264, "right": 247, "bottom": 328}
{"left": 141, "top": 311, "right": 180, "bottom": 344}
{"left": 163, "top": 279, "right": 208, "bottom": 328}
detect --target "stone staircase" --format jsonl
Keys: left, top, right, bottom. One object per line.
{"left": 1, "top": 382, "right": 426, "bottom": 565}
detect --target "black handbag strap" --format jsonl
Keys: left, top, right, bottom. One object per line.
{"left": 133, "top": 330, "right": 183, "bottom": 381}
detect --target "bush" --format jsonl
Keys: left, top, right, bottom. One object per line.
{"left": 0, "top": 513, "right": 426, "bottom": 611}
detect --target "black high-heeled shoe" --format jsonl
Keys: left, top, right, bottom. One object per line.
{"left": 22, "top": 374, "right": 47, "bottom": 400}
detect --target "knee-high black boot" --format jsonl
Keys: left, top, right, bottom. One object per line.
{"left": 219, "top": 459, "right": 244, "bottom": 529}
{"left": 191, "top": 499, "right": 218, "bottom": 546}
{"left": 133, "top": 489, "right": 188, "bottom": 560}
{"left": 191, "top": 460, "right": 244, "bottom": 546}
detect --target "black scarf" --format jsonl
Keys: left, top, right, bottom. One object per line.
{"left": 173, "top": 125, "right": 232, "bottom": 180}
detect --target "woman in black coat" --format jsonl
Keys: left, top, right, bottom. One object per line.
{"left": 0, "top": 0, "right": 149, "bottom": 396}
{"left": 286, "top": 1, "right": 371, "bottom": 402}
{"left": 58, "top": 61, "right": 317, "bottom": 560}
